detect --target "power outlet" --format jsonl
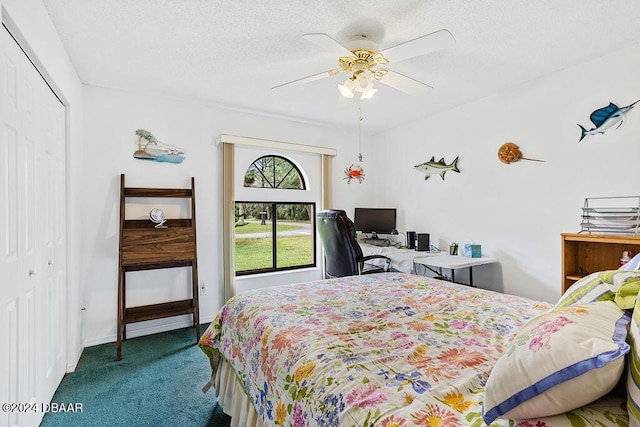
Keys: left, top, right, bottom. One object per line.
{"left": 200, "top": 280, "right": 207, "bottom": 295}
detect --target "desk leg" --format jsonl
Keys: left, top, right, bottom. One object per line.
{"left": 452, "top": 267, "right": 477, "bottom": 287}
{"left": 468, "top": 267, "right": 476, "bottom": 287}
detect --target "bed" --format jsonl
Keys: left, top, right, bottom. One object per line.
{"left": 199, "top": 272, "right": 640, "bottom": 426}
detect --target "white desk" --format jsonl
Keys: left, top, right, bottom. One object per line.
{"left": 360, "top": 244, "right": 426, "bottom": 274}
{"left": 361, "top": 244, "right": 497, "bottom": 287}
{"left": 413, "top": 253, "right": 497, "bottom": 287}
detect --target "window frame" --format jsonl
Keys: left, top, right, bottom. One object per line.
{"left": 244, "top": 155, "right": 306, "bottom": 190}
{"left": 234, "top": 201, "right": 316, "bottom": 276}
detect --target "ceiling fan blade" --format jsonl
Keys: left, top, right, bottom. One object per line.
{"left": 271, "top": 69, "right": 344, "bottom": 90}
{"left": 303, "top": 33, "right": 354, "bottom": 57}
{"left": 378, "top": 70, "right": 432, "bottom": 95}
{"left": 380, "top": 29, "right": 455, "bottom": 64}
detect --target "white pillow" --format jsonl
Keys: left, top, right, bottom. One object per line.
{"left": 482, "top": 301, "right": 630, "bottom": 424}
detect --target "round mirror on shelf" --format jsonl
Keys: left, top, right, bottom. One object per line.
{"left": 149, "top": 208, "right": 167, "bottom": 228}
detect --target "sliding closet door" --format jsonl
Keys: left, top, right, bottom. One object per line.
{"left": 0, "top": 26, "right": 66, "bottom": 427}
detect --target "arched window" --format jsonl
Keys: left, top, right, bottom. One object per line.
{"left": 236, "top": 154, "right": 314, "bottom": 276}
{"left": 244, "top": 155, "right": 306, "bottom": 189}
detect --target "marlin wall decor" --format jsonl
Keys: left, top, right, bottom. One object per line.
{"left": 414, "top": 156, "right": 460, "bottom": 181}
{"left": 578, "top": 99, "right": 640, "bottom": 142}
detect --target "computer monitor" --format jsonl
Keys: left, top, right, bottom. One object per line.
{"left": 354, "top": 208, "right": 397, "bottom": 238}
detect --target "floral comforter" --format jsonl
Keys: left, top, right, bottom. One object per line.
{"left": 199, "top": 273, "right": 628, "bottom": 426}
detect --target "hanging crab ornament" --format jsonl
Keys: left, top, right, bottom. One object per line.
{"left": 344, "top": 164, "right": 365, "bottom": 184}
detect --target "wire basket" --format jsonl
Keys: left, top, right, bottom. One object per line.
{"left": 580, "top": 196, "right": 640, "bottom": 234}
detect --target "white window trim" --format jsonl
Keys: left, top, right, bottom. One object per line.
{"left": 221, "top": 134, "right": 336, "bottom": 301}
{"left": 219, "top": 133, "right": 337, "bottom": 156}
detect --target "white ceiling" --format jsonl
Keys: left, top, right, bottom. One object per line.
{"left": 42, "top": 0, "right": 640, "bottom": 134}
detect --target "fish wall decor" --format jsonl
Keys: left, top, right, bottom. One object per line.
{"left": 414, "top": 156, "right": 460, "bottom": 180}
{"left": 578, "top": 99, "right": 639, "bottom": 142}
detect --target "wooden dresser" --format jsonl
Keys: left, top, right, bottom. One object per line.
{"left": 561, "top": 233, "right": 640, "bottom": 293}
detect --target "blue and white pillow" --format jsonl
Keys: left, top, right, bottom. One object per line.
{"left": 626, "top": 295, "right": 640, "bottom": 424}
{"left": 483, "top": 301, "right": 630, "bottom": 423}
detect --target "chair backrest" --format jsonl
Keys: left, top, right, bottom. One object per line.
{"left": 316, "top": 209, "right": 363, "bottom": 277}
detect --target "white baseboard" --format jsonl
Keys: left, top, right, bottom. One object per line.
{"left": 83, "top": 311, "right": 217, "bottom": 348}
{"left": 65, "top": 343, "right": 84, "bottom": 373}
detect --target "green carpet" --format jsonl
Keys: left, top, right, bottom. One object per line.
{"left": 40, "top": 325, "right": 231, "bottom": 427}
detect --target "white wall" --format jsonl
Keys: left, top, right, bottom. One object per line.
{"left": 19, "top": 0, "right": 640, "bottom": 350}
{"left": 81, "top": 86, "right": 374, "bottom": 345}
{"left": 370, "top": 43, "right": 640, "bottom": 303}
{"left": 2, "top": 0, "right": 84, "bottom": 369}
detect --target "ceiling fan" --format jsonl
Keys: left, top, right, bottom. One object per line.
{"left": 272, "top": 29, "right": 455, "bottom": 99}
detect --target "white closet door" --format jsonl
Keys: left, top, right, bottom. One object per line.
{"left": 0, "top": 23, "right": 24, "bottom": 427}
{"left": 39, "top": 74, "right": 66, "bottom": 403}
{"left": 19, "top": 38, "right": 41, "bottom": 422}
{"left": 0, "top": 26, "right": 66, "bottom": 427}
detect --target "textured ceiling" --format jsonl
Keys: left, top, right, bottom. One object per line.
{"left": 42, "top": 0, "right": 640, "bottom": 134}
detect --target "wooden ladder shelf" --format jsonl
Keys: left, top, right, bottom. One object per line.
{"left": 116, "top": 174, "right": 200, "bottom": 360}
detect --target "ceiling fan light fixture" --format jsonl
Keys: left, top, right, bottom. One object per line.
{"left": 353, "top": 69, "right": 375, "bottom": 92}
{"left": 339, "top": 69, "right": 378, "bottom": 99}
{"left": 337, "top": 84, "right": 354, "bottom": 98}
{"left": 360, "top": 87, "right": 377, "bottom": 100}
{"left": 276, "top": 30, "right": 455, "bottom": 99}
{"left": 338, "top": 78, "right": 355, "bottom": 98}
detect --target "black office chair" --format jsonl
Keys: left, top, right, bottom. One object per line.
{"left": 316, "top": 209, "right": 391, "bottom": 278}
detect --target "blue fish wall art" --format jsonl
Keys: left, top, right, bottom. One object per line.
{"left": 578, "top": 99, "right": 639, "bottom": 142}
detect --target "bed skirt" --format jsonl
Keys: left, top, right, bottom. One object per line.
{"left": 214, "top": 358, "right": 264, "bottom": 427}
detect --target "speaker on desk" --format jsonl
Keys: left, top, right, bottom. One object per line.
{"left": 416, "top": 233, "right": 430, "bottom": 252}
{"left": 406, "top": 231, "right": 416, "bottom": 249}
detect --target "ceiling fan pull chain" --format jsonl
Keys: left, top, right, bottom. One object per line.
{"left": 358, "top": 102, "right": 363, "bottom": 162}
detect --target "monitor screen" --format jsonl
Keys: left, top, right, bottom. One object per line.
{"left": 354, "top": 208, "right": 397, "bottom": 236}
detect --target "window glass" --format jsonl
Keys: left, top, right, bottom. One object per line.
{"left": 235, "top": 202, "right": 315, "bottom": 275}
{"left": 244, "top": 155, "right": 305, "bottom": 189}
{"left": 275, "top": 204, "right": 314, "bottom": 269}
{"left": 234, "top": 202, "right": 273, "bottom": 273}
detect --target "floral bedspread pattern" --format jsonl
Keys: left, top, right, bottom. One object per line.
{"left": 199, "top": 273, "right": 629, "bottom": 426}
